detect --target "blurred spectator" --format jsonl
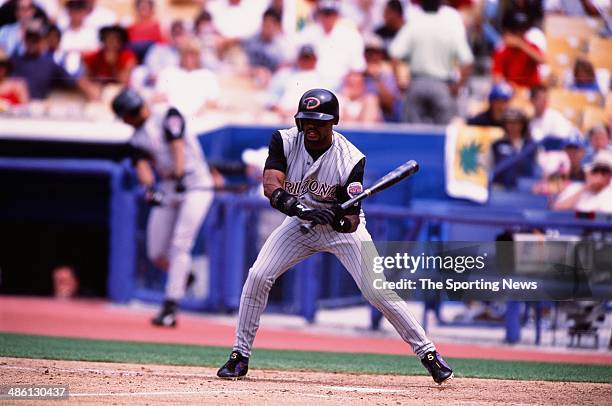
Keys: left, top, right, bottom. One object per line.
{"left": 297, "top": 0, "right": 366, "bottom": 90}
{"left": 0, "top": 0, "right": 51, "bottom": 27}
{"left": 0, "top": 0, "right": 36, "bottom": 56}
{"left": 52, "top": 264, "right": 79, "bottom": 299}
{"left": 127, "top": 0, "right": 162, "bottom": 43}
{"left": 389, "top": 0, "right": 474, "bottom": 124}
{"left": 265, "top": 44, "right": 328, "bottom": 120}
{"left": 584, "top": 124, "right": 612, "bottom": 162}
{"left": 553, "top": 150, "right": 612, "bottom": 213}
{"left": 193, "top": 10, "right": 221, "bottom": 69}
{"left": 338, "top": 70, "right": 382, "bottom": 124}
{"left": 529, "top": 85, "right": 576, "bottom": 142}
{"left": 492, "top": 10, "right": 545, "bottom": 88}
{"left": 500, "top": 0, "right": 544, "bottom": 29}
{"left": 363, "top": 33, "right": 401, "bottom": 122}
{"left": 60, "top": 0, "right": 97, "bottom": 54}
{"left": 532, "top": 152, "right": 571, "bottom": 196}
{"left": 57, "top": 0, "right": 116, "bottom": 32}
{"left": 155, "top": 38, "right": 220, "bottom": 117}
{"left": 139, "top": 19, "right": 187, "bottom": 86}
{"left": 544, "top": 0, "right": 605, "bottom": 17}
{"left": 467, "top": 81, "right": 513, "bottom": 128}
{"left": 83, "top": 25, "right": 136, "bottom": 85}
{"left": 374, "top": 0, "right": 405, "bottom": 52}
{"left": 209, "top": 0, "right": 268, "bottom": 48}
{"left": 46, "top": 23, "right": 82, "bottom": 76}
{"left": 569, "top": 57, "right": 601, "bottom": 93}
{"left": 339, "top": 0, "right": 382, "bottom": 33}
{"left": 0, "top": 47, "right": 28, "bottom": 108}
{"left": 243, "top": 7, "right": 291, "bottom": 87}
{"left": 11, "top": 20, "right": 98, "bottom": 99}
{"left": 127, "top": 0, "right": 162, "bottom": 63}
{"left": 491, "top": 107, "right": 537, "bottom": 188}
{"left": 563, "top": 135, "right": 587, "bottom": 181}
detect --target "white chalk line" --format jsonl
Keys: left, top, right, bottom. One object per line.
{"left": 321, "top": 385, "right": 406, "bottom": 394}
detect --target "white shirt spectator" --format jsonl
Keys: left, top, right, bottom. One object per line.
{"left": 408, "top": 4, "right": 466, "bottom": 37}
{"left": 389, "top": 6, "right": 473, "bottom": 80}
{"left": 156, "top": 66, "right": 221, "bottom": 117}
{"left": 555, "top": 181, "right": 612, "bottom": 213}
{"left": 144, "top": 44, "right": 180, "bottom": 75}
{"left": 297, "top": 21, "right": 366, "bottom": 89}
{"left": 530, "top": 108, "right": 575, "bottom": 142}
{"left": 57, "top": 3, "right": 116, "bottom": 31}
{"left": 208, "top": 0, "right": 268, "bottom": 40}
{"left": 60, "top": 25, "right": 98, "bottom": 53}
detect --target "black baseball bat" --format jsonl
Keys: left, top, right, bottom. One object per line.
{"left": 299, "top": 160, "right": 419, "bottom": 234}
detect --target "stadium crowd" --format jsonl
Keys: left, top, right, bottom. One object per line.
{"left": 0, "top": 0, "right": 611, "bottom": 207}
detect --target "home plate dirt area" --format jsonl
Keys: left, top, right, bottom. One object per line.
{"left": 1, "top": 357, "right": 611, "bottom": 405}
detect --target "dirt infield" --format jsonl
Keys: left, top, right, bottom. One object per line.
{"left": 1, "top": 357, "right": 611, "bottom": 405}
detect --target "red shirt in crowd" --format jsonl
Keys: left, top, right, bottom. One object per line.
{"left": 0, "top": 88, "right": 21, "bottom": 105}
{"left": 128, "top": 20, "right": 163, "bottom": 43}
{"left": 492, "top": 40, "right": 543, "bottom": 88}
{"left": 83, "top": 48, "right": 137, "bottom": 84}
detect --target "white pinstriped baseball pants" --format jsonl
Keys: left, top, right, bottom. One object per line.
{"left": 232, "top": 216, "right": 436, "bottom": 358}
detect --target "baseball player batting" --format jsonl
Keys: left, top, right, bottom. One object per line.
{"left": 217, "top": 89, "right": 453, "bottom": 384}
{"left": 112, "top": 88, "right": 214, "bottom": 328}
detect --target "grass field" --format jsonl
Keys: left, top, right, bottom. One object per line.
{"left": 1, "top": 333, "right": 610, "bottom": 383}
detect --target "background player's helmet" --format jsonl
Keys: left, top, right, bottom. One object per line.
{"left": 294, "top": 88, "right": 340, "bottom": 130}
{"left": 112, "top": 88, "right": 144, "bottom": 117}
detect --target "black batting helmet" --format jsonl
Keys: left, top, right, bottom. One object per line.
{"left": 111, "top": 88, "right": 144, "bottom": 117}
{"left": 294, "top": 88, "right": 339, "bottom": 130}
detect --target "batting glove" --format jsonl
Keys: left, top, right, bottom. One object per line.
{"left": 144, "top": 185, "right": 164, "bottom": 206}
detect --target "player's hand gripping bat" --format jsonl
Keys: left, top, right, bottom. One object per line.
{"left": 299, "top": 160, "right": 420, "bottom": 234}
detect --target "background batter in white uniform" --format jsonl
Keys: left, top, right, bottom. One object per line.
{"left": 112, "top": 89, "right": 214, "bottom": 327}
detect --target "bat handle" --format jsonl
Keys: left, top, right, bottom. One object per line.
{"left": 300, "top": 222, "right": 315, "bottom": 234}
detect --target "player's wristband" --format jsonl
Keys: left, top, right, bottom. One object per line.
{"left": 269, "top": 188, "right": 298, "bottom": 216}
{"left": 332, "top": 216, "right": 354, "bottom": 233}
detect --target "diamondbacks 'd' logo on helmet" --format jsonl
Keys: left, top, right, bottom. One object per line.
{"left": 294, "top": 89, "right": 340, "bottom": 130}
{"left": 303, "top": 97, "right": 321, "bottom": 110}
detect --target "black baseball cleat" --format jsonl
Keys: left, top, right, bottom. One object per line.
{"left": 421, "top": 351, "right": 453, "bottom": 385}
{"left": 151, "top": 300, "right": 177, "bottom": 327}
{"left": 217, "top": 351, "right": 249, "bottom": 380}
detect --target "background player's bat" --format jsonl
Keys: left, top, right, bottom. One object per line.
{"left": 300, "top": 160, "right": 419, "bottom": 234}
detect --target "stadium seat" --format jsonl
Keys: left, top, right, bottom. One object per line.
{"left": 548, "top": 88, "right": 604, "bottom": 127}
{"left": 581, "top": 106, "right": 608, "bottom": 132}
{"left": 587, "top": 37, "right": 612, "bottom": 70}
{"left": 545, "top": 36, "right": 586, "bottom": 80}
{"left": 544, "top": 15, "right": 602, "bottom": 41}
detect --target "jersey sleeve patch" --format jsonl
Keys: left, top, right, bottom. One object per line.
{"left": 163, "top": 107, "right": 185, "bottom": 142}
{"left": 347, "top": 182, "right": 363, "bottom": 198}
